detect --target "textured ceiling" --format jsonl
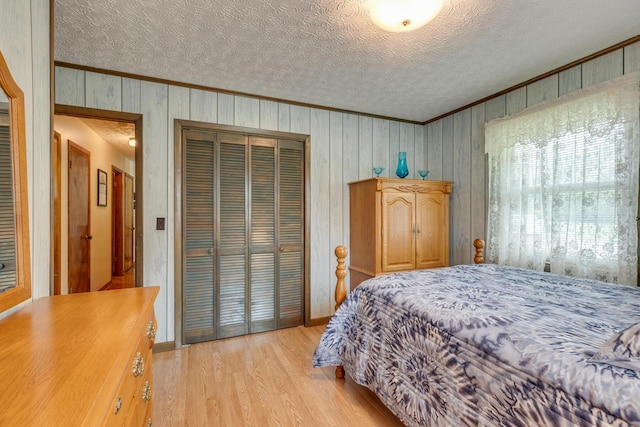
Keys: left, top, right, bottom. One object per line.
{"left": 54, "top": 0, "right": 640, "bottom": 123}
{"left": 79, "top": 118, "right": 135, "bottom": 160}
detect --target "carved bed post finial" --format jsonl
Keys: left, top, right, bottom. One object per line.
{"left": 334, "top": 245, "right": 348, "bottom": 311}
{"left": 473, "top": 239, "right": 485, "bottom": 264}
{"left": 334, "top": 245, "right": 348, "bottom": 380}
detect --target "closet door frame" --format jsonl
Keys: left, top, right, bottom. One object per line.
{"left": 174, "top": 119, "right": 310, "bottom": 348}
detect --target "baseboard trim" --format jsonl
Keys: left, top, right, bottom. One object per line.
{"left": 153, "top": 341, "right": 176, "bottom": 353}
{"left": 98, "top": 281, "right": 113, "bottom": 291}
{"left": 309, "top": 316, "right": 331, "bottom": 326}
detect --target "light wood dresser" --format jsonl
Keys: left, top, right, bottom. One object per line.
{"left": 349, "top": 178, "right": 453, "bottom": 288}
{"left": 0, "top": 286, "right": 159, "bottom": 426}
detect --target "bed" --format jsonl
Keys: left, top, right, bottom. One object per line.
{"left": 312, "top": 243, "right": 640, "bottom": 426}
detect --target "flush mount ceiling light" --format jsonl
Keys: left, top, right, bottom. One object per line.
{"left": 128, "top": 137, "right": 136, "bottom": 147}
{"left": 368, "top": 0, "right": 443, "bottom": 32}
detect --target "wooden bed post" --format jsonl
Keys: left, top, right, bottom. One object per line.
{"left": 334, "top": 245, "right": 348, "bottom": 379}
{"left": 473, "top": 239, "right": 485, "bottom": 264}
{"left": 334, "top": 245, "right": 348, "bottom": 311}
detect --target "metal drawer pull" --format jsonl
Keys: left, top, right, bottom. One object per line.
{"left": 114, "top": 396, "right": 122, "bottom": 414}
{"left": 132, "top": 352, "right": 145, "bottom": 377}
{"left": 146, "top": 320, "right": 156, "bottom": 339}
{"left": 143, "top": 381, "right": 152, "bottom": 402}
{"left": 147, "top": 419, "right": 153, "bottom": 427}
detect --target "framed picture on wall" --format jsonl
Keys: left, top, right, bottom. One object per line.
{"left": 97, "top": 169, "right": 107, "bottom": 206}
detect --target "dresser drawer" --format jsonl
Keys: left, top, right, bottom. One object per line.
{"left": 128, "top": 369, "right": 153, "bottom": 427}
{"left": 103, "top": 337, "right": 146, "bottom": 427}
{"left": 121, "top": 310, "right": 155, "bottom": 426}
{"left": 103, "top": 308, "right": 155, "bottom": 427}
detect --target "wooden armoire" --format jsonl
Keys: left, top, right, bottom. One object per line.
{"left": 348, "top": 178, "right": 453, "bottom": 288}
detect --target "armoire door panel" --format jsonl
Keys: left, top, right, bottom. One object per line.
{"left": 381, "top": 192, "right": 415, "bottom": 272}
{"left": 416, "top": 193, "right": 448, "bottom": 269}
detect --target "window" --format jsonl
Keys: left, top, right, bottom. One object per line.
{"left": 485, "top": 74, "right": 640, "bottom": 285}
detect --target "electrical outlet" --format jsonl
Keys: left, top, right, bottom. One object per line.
{"left": 156, "top": 217, "right": 165, "bottom": 230}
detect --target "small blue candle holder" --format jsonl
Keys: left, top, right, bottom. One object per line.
{"left": 418, "top": 170, "right": 429, "bottom": 180}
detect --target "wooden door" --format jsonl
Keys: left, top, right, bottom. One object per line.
{"left": 68, "top": 141, "right": 91, "bottom": 294}
{"left": 112, "top": 169, "right": 124, "bottom": 276}
{"left": 415, "top": 193, "right": 449, "bottom": 269}
{"left": 381, "top": 192, "right": 415, "bottom": 272}
{"left": 124, "top": 173, "right": 134, "bottom": 272}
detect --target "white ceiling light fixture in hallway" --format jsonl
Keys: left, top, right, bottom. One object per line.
{"left": 368, "top": 0, "right": 443, "bottom": 32}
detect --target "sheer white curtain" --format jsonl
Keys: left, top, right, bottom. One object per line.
{"left": 485, "top": 73, "right": 640, "bottom": 285}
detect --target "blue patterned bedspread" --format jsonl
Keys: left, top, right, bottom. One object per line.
{"left": 312, "top": 264, "right": 640, "bottom": 426}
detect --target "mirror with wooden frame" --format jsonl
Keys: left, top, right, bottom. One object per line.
{"left": 0, "top": 49, "right": 31, "bottom": 312}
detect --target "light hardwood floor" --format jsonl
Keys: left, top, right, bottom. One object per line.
{"left": 153, "top": 325, "right": 404, "bottom": 426}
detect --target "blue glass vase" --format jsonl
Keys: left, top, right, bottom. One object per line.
{"left": 396, "top": 152, "right": 409, "bottom": 178}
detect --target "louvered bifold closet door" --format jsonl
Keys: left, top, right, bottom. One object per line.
{"left": 249, "top": 138, "right": 277, "bottom": 333}
{"left": 0, "top": 124, "right": 16, "bottom": 293}
{"left": 183, "top": 130, "right": 304, "bottom": 344}
{"left": 217, "top": 133, "right": 249, "bottom": 339}
{"left": 184, "top": 130, "right": 216, "bottom": 343}
{"left": 278, "top": 140, "right": 304, "bottom": 327}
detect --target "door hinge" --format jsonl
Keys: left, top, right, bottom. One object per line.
{"left": 69, "top": 160, "right": 72, "bottom": 169}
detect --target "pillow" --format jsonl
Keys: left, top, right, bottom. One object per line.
{"left": 589, "top": 322, "right": 640, "bottom": 368}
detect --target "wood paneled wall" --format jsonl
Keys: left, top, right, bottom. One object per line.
{"left": 427, "top": 40, "right": 640, "bottom": 267}
{"left": 0, "top": 0, "right": 50, "bottom": 319}
{"left": 54, "top": 39, "right": 640, "bottom": 343}
{"left": 54, "top": 69, "right": 425, "bottom": 342}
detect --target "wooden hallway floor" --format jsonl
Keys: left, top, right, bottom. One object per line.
{"left": 103, "top": 267, "right": 135, "bottom": 290}
{"left": 152, "top": 325, "right": 404, "bottom": 427}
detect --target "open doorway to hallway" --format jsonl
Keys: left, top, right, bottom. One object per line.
{"left": 52, "top": 109, "right": 141, "bottom": 294}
